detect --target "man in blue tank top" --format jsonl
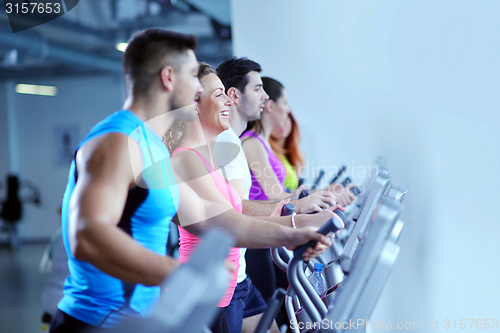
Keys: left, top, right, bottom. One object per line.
{"left": 50, "top": 29, "right": 203, "bottom": 332}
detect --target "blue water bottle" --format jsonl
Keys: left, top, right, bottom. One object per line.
{"left": 308, "top": 263, "right": 325, "bottom": 296}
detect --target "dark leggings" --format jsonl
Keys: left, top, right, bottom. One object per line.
{"left": 210, "top": 306, "right": 231, "bottom": 333}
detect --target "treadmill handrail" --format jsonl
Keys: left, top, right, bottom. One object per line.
{"left": 341, "top": 172, "right": 391, "bottom": 260}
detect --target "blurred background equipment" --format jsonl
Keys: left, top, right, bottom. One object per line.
{"left": 1, "top": 174, "right": 41, "bottom": 250}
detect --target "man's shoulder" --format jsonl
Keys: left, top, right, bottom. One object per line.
{"left": 170, "top": 149, "right": 208, "bottom": 182}
{"left": 214, "top": 128, "right": 244, "bottom": 168}
{"left": 79, "top": 110, "right": 141, "bottom": 157}
{"left": 216, "top": 128, "right": 240, "bottom": 145}
{"left": 78, "top": 132, "right": 132, "bottom": 166}
{"left": 91, "top": 110, "right": 142, "bottom": 136}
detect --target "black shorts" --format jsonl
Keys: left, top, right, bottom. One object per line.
{"left": 226, "top": 277, "right": 267, "bottom": 333}
{"left": 49, "top": 309, "right": 99, "bottom": 333}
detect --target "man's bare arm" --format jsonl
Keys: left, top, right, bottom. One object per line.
{"left": 228, "top": 178, "right": 286, "bottom": 216}
{"left": 229, "top": 179, "right": 339, "bottom": 217}
{"left": 69, "top": 133, "right": 178, "bottom": 287}
{"left": 241, "top": 199, "right": 281, "bottom": 216}
{"left": 252, "top": 204, "right": 345, "bottom": 228}
{"left": 183, "top": 208, "right": 331, "bottom": 256}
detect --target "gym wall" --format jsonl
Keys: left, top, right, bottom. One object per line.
{"left": 231, "top": 0, "right": 500, "bottom": 328}
{"left": 0, "top": 75, "right": 125, "bottom": 240}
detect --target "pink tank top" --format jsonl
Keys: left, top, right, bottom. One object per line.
{"left": 171, "top": 147, "right": 242, "bottom": 307}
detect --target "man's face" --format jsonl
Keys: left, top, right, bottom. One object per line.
{"left": 238, "top": 71, "right": 269, "bottom": 122}
{"left": 170, "top": 50, "right": 203, "bottom": 121}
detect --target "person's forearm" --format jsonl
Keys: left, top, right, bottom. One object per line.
{"left": 264, "top": 191, "right": 291, "bottom": 201}
{"left": 257, "top": 212, "right": 333, "bottom": 229}
{"left": 184, "top": 210, "right": 293, "bottom": 248}
{"left": 73, "top": 218, "right": 178, "bottom": 286}
{"left": 253, "top": 215, "right": 294, "bottom": 227}
{"left": 241, "top": 198, "right": 326, "bottom": 221}
{"left": 241, "top": 199, "right": 281, "bottom": 216}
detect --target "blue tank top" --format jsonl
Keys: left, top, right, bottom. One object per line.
{"left": 58, "top": 110, "right": 179, "bottom": 327}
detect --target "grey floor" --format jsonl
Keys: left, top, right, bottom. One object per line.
{"left": 0, "top": 243, "right": 51, "bottom": 333}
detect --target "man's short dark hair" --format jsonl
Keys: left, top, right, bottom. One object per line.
{"left": 216, "top": 57, "right": 262, "bottom": 94}
{"left": 123, "top": 29, "right": 197, "bottom": 96}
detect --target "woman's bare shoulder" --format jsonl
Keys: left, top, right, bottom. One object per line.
{"left": 170, "top": 149, "right": 209, "bottom": 182}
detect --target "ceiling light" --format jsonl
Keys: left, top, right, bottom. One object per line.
{"left": 116, "top": 43, "right": 128, "bottom": 52}
{"left": 149, "top": 1, "right": 161, "bottom": 16}
{"left": 3, "top": 49, "right": 18, "bottom": 66}
{"left": 15, "top": 84, "right": 57, "bottom": 96}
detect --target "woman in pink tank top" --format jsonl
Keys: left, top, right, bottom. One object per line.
{"left": 164, "top": 63, "right": 240, "bottom": 333}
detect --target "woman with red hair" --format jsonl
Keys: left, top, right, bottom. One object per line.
{"left": 270, "top": 112, "right": 356, "bottom": 206}
{"left": 269, "top": 112, "right": 304, "bottom": 192}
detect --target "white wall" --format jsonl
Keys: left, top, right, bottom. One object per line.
{"left": 0, "top": 75, "right": 125, "bottom": 240}
{"left": 232, "top": 0, "right": 500, "bottom": 329}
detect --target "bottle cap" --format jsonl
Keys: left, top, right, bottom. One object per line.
{"left": 314, "top": 263, "right": 323, "bottom": 271}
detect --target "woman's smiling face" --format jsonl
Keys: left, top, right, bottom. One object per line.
{"left": 197, "top": 73, "right": 233, "bottom": 134}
